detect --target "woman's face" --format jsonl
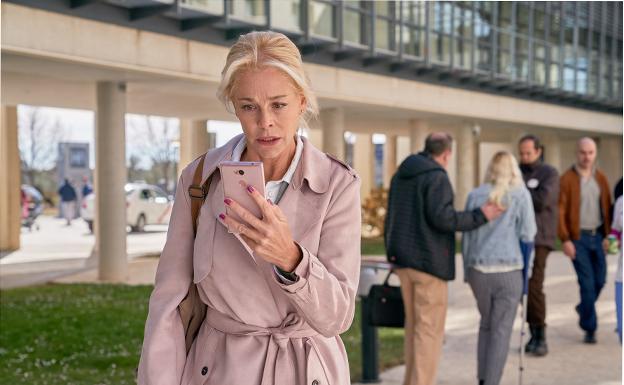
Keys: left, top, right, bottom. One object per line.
{"left": 232, "top": 67, "right": 306, "bottom": 160}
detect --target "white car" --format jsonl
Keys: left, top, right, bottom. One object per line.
{"left": 81, "top": 183, "right": 173, "bottom": 233}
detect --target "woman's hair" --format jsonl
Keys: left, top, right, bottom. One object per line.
{"left": 217, "top": 31, "right": 319, "bottom": 128}
{"left": 484, "top": 151, "right": 524, "bottom": 208}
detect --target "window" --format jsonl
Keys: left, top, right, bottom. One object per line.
{"left": 562, "top": 3, "right": 576, "bottom": 92}
{"left": 454, "top": 2, "right": 474, "bottom": 69}
{"left": 180, "top": 0, "right": 224, "bottom": 14}
{"left": 69, "top": 148, "right": 88, "bottom": 168}
{"left": 397, "top": 1, "right": 426, "bottom": 58}
{"left": 342, "top": 0, "right": 371, "bottom": 47}
{"left": 271, "top": 0, "right": 301, "bottom": 31}
{"left": 230, "top": 0, "right": 266, "bottom": 25}
{"left": 475, "top": 2, "right": 494, "bottom": 73}
{"left": 310, "top": 1, "right": 336, "bottom": 38}
{"left": 431, "top": 1, "right": 453, "bottom": 64}
{"left": 548, "top": 5, "right": 561, "bottom": 88}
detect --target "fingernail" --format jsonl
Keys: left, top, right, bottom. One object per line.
{"left": 247, "top": 185, "right": 255, "bottom": 193}
{"left": 219, "top": 213, "right": 226, "bottom": 220}
{"left": 224, "top": 198, "right": 232, "bottom": 206}
{"left": 267, "top": 198, "right": 274, "bottom": 205}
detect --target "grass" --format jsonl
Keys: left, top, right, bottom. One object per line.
{"left": 362, "top": 237, "right": 465, "bottom": 256}
{"left": 0, "top": 284, "right": 403, "bottom": 384}
{"left": 362, "top": 237, "right": 386, "bottom": 255}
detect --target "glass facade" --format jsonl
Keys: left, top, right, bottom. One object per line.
{"left": 163, "top": 1, "right": 624, "bottom": 104}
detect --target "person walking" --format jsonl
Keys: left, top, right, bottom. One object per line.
{"left": 612, "top": 195, "right": 623, "bottom": 344}
{"left": 462, "top": 151, "right": 537, "bottom": 385}
{"left": 384, "top": 132, "right": 503, "bottom": 385}
{"left": 138, "top": 31, "right": 361, "bottom": 385}
{"left": 517, "top": 135, "right": 559, "bottom": 356}
{"left": 81, "top": 176, "right": 93, "bottom": 198}
{"left": 58, "top": 178, "right": 77, "bottom": 226}
{"left": 559, "top": 137, "right": 611, "bottom": 344}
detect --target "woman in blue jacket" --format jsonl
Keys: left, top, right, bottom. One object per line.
{"left": 462, "top": 151, "right": 537, "bottom": 385}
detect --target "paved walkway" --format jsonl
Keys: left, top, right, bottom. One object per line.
{"left": 0, "top": 214, "right": 167, "bottom": 288}
{"left": 354, "top": 252, "right": 622, "bottom": 385}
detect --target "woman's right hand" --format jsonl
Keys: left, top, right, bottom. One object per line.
{"left": 562, "top": 240, "right": 576, "bottom": 260}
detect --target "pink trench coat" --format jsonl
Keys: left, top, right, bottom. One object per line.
{"left": 137, "top": 134, "right": 362, "bottom": 385}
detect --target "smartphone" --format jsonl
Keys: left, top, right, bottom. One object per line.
{"left": 219, "top": 161, "right": 266, "bottom": 224}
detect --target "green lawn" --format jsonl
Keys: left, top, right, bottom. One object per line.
{"left": 0, "top": 284, "right": 403, "bottom": 384}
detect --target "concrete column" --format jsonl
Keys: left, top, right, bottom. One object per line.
{"left": 597, "top": 135, "right": 623, "bottom": 188}
{"left": 456, "top": 123, "right": 478, "bottom": 209}
{"left": 353, "top": 133, "right": 373, "bottom": 201}
{"left": 321, "top": 108, "right": 345, "bottom": 161}
{"left": 95, "top": 82, "right": 128, "bottom": 282}
{"left": 384, "top": 134, "right": 398, "bottom": 188}
{"left": 541, "top": 132, "right": 561, "bottom": 172}
{"left": 409, "top": 119, "right": 429, "bottom": 154}
{"left": 179, "top": 119, "right": 214, "bottom": 174}
{"left": 0, "top": 106, "right": 20, "bottom": 252}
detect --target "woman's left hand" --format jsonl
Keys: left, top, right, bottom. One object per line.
{"left": 220, "top": 184, "right": 302, "bottom": 272}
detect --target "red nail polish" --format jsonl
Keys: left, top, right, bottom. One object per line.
{"left": 219, "top": 213, "right": 226, "bottom": 220}
{"left": 247, "top": 185, "right": 255, "bottom": 193}
{"left": 224, "top": 198, "right": 232, "bottom": 205}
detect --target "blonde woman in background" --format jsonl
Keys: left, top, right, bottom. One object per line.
{"left": 137, "top": 31, "right": 361, "bottom": 385}
{"left": 462, "top": 151, "right": 537, "bottom": 385}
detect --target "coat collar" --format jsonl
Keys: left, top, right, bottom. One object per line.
{"left": 200, "top": 134, "right": 331, "bottom": 194}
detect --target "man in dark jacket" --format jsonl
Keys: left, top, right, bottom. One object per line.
{"left": 518, "top": 135, "right": 559, "bottom": 356}
{"left": 58, "top": 178, "right": 77, "bottom": 226}
{"left": 384, "top": 132, "right": 502, "bottom": 385}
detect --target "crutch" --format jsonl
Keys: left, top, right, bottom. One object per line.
{"left": 519, "top": 241, "right": 534, "bottom": 385}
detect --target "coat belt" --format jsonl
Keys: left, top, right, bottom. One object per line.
{"left": 204, "top": 308, "right": 319, "bottom": 385}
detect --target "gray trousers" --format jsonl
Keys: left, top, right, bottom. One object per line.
{"left": 467, "top": 268, "right": 522, "bottom": 385}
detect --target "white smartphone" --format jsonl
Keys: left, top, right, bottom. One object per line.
{"left": 218, "top": 161, "right": 266, "bottom": 225}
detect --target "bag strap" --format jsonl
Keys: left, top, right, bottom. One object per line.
{"left": 188, "top": 154, "right": 213, "bottom": 237}
{"left": 383, "top": 269, "right": 395, "bottom": 286}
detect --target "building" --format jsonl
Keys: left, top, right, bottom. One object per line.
{"left": 1, "top": 1, "right": 622, "bottom": 280}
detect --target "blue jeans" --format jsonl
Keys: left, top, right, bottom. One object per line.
{"left": 572, "top": 233, "right": 607, "bottom": 333}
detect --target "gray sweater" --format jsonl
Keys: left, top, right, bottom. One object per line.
{"left": 462, "top": 183, "right": 537, "bottom": 273}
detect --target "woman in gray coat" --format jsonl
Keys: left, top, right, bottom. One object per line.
{"left": 462, "top": 151, "right": 537, "bottom": 385}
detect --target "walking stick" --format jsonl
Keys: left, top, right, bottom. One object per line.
{"left": 519, "top": 241, "right": 534, "bottom": 385}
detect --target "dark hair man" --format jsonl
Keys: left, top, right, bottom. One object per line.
{"left": 518, "top": 134, "right": 560, "bottom": 356}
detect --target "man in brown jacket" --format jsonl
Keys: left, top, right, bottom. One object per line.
{"left": 559, "top": 137, "right": 611, "bottom": 344}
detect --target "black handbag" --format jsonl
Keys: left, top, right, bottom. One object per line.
{"left": 368, "top": 270, "right": 405, "bottom": 328}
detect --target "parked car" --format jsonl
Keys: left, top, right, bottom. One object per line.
{"left": 81, "top": 183, "right": 173, "bottom": 233}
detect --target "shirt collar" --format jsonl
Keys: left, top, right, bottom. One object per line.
{"left": 231, "top": 135, "right": 304, "bottom": 185}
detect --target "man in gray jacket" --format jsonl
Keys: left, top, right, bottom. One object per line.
{"left": 518, "top": 135, "right": 560, "bottom": 356}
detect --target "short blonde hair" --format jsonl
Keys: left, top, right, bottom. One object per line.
{"left": 217, "top": 31, "right": 319, "bottom": 128}
{"left": 484, "top": 151, "right": 524, "bottom": 208}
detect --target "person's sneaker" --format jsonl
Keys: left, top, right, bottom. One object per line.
{"left": 583, "top": 331, "right": 597, "bottom": 344}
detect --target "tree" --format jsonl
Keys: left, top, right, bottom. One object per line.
{"left": 127, "top": 115, "right": 179, "bottom": 193}
{"left": 18, "top": 106, "right": 65, "bottom": 186}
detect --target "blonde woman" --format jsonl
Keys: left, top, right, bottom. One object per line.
{"left": 462, "top": 151, "right": 537, "bottom": 385}
{"left": 137, "top": 31, "right": 361, "bottom": 385}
